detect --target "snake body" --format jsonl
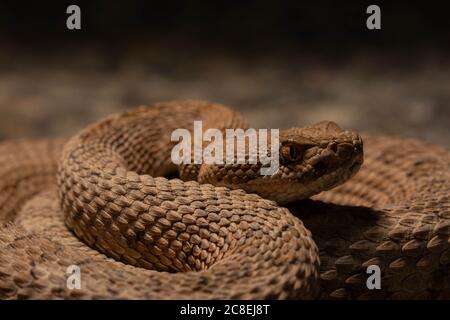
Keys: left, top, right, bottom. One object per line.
{"left": 0, "top": 100, "right": 449, "bottom": 299}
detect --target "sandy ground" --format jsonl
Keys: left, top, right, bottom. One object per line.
{"left": 0, "top": 46, "right": 449, "bottom": 147}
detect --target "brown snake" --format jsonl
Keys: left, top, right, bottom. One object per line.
{"left": 0, "top": 100, "right": 449, "bottom": 299}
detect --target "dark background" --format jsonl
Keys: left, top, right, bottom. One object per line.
{"left": 0, "top": 1, "right": 449, "bottom": 146}
{"left": 1, "top": 1, "right": 449, "bottom": 51}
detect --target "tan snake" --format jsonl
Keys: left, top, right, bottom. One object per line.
{"left": 0, "top": 100, "right": 449, "bottom": 299}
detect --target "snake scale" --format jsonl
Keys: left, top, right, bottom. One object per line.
{"left": 0, "top": 100, "right": 449, "bottom": 299}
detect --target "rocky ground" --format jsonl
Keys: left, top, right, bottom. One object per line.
{"left": 0, "top": 45, "right": 449, "bottom": 147}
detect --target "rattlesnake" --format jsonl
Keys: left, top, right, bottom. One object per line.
{"left": 0, "top": 100, "right": 449, "bottom": 299}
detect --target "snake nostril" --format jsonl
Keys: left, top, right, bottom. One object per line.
{"left": 329, "top": 142, "right": 338, "bottom": 153}
{"left": 314, "top": 161, "right": 327, "bottom": 175}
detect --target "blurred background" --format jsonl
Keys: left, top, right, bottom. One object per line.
{"left": 0, "top": 0, "right": 449, "bottom": 146}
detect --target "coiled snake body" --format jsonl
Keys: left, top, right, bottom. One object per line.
{"left": 0, "top": 101, "right": 449, "bottom": 299}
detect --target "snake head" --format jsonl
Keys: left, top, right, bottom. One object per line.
{"left": 198, "top": 121, "right": 363, "bottom": 204}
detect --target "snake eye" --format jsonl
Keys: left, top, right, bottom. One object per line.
{"left": 281, "top": 143, "right": 302, "bottom": 162}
